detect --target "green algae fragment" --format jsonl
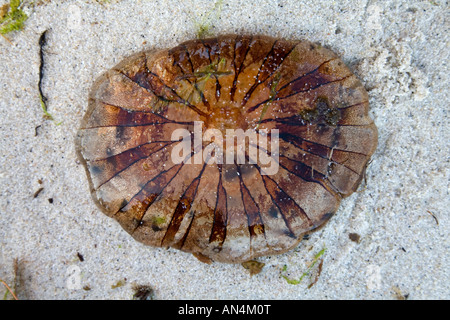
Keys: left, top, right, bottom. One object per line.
{"left": 39, "top": 93, "right": 53, "bottom": 120}
{"left": 176, "top": 57, "right": 231, "bottom": 104}
{"left": 256, "top": 72, "right": 282, "bottom": 129}
{"left": 299, "top": 97, "right": 340, "bottom": 126}
{"left": 152, "top": 216, "right": 166, "bottom": 225}
{"left": 193, "top": 0, "right": 223, "bottom": 39}
{"left": 0, "top": 0, "right": 28, "bottom": 35}
{"left": 281, "top": 248, "right": 326, "bottom": 285}
{"left": 40, "top": 93, "right": 62, "bottom": 125}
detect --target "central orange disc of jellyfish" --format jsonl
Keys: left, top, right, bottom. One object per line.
{"left": 76, "top": 35, "right": 377, "bottom": 263}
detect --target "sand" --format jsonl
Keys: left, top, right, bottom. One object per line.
{"left": 0, "top": 0, "right": 448, "bottom": 299}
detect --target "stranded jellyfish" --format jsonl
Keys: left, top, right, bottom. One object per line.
{"left": 75, "top": 35, "right": 377, "bottom": 263}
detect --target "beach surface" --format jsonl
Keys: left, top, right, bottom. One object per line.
{"left": 0, "top": 0, "right": 448, "bottom": 299}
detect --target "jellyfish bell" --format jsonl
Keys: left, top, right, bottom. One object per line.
{"left": 76, "top": 35, "right": 377, "bottom": 263}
